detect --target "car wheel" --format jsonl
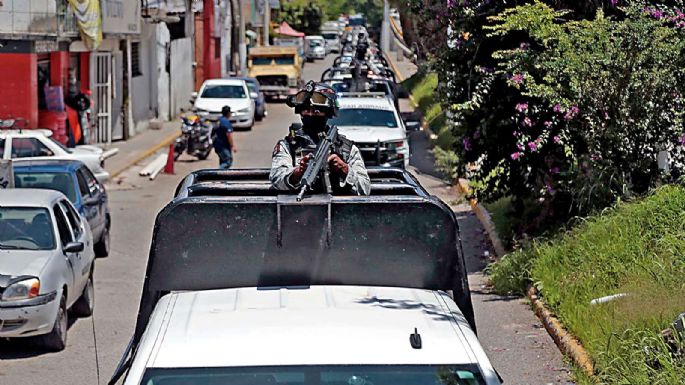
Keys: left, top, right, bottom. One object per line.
{"left": 40, "top": 294, "right": 68, "bottom": 351}
{"left": 197, "top": 149, "right": 210, "bottom": 160}
{"left": 94, "top": 219, "right": 110, "bottom": 258}
{"left": 72, "top": 272, "right": 95, "bottom": 317}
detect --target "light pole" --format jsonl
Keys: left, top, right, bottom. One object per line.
{"left": 381, "top": 0, "right": 390, "bottom": 53}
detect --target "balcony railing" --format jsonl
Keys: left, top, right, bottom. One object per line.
{"left": 0, "top": 0, "right": 78, "bottom": 38}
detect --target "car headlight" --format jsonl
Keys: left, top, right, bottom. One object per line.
{"left": 2, "top": 278, "right": 40, "bottom": 301}
{"left": 288, "top": 78, "right": 297, "bottom": 87}
{"left": 194, "top": 108, "right": 209, "bottom": 116}
{"left": 237, "top": 108, "right": 250, "bottom": 114}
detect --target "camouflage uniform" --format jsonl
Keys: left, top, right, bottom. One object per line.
{"left": 270, "top": 126, "right": 370, "bottom": 196}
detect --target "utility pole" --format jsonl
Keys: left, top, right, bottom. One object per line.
{"left": 263, "top": 0, "right": 270, "bottom": 46}
{"left": 238, "top": 0, "right": 247, "bottom": 74}
{"left": 381, "top": 0, "right": 390, "bottom": 53}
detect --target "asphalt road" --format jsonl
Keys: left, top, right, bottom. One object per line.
{"left": 0, "top": 57, "right": 334, "bottom": 385}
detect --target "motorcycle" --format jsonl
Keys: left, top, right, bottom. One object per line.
{"left": 174, "top": 115, "right": 213, "bottom": 161}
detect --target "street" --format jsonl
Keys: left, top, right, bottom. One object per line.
{"left": 0, "top": 58, "right": 333, "bottom": 385}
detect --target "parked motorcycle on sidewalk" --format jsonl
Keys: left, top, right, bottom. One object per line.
{"left": 174, "top": 115, "right": 212, "bottom": 161}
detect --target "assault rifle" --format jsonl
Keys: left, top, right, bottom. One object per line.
{"left": 296, "top": 125, "right": 339, "bottom": 201}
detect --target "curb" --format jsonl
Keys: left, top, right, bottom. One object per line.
{"left": 455, "top": 179, "right": 507, "bottom": 258}
{"left": 110, "top": 131, "right": 181, "bottom": 178}
{"left": 527, "top": 286, "right": 596, "bottom": 380}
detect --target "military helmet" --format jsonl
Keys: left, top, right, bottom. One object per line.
{"left": 286, "top": 80, "right": 339, "bottom": 117}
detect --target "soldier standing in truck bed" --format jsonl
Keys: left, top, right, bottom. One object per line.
{"left": 270, "top": 81, "right": 370, "bottom": 196}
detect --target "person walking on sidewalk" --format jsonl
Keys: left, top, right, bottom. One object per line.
{"left": 213, "top": 106, "right": 237, "bottom": 169}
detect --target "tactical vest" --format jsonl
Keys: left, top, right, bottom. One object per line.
{"left": 284, "top": 125, "right": 354, "bottom": 194}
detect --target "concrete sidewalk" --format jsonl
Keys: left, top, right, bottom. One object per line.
{"left": 102, "top": 121, "right": 180, "bottom": 179}
{"left": 387, "top": 52, "right": 573, "bottom": 384}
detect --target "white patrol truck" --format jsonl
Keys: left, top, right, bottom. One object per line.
{"left": 330, "top": 95, "right": 409, "bottom": 169}
{"left": 109, "top": 169, "right": 500, "bottom": 385}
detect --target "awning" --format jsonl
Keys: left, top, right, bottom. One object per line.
{"left": 275, "top": 22, "right": 304, "bottom": 37}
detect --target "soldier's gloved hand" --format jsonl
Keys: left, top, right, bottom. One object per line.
{"left": 288, "top": 154, "right": 312, "bottom": 186}
{"left": 328, "top": 154, "right": 349, "bottom": 176}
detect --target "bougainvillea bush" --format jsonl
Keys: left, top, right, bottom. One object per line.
{"left": 404, "top": 0, "right": 685, "bottom": 234}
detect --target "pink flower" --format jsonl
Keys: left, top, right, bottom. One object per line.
{"left": 527, "top": 142, "right": 538, "bottom": 151}
{"left": 544, "top": 121, "right": 553, "bottom": 128}
{"left": 515, "top": 103, "right": 528, "bottom": 112}
{"left": 553, "top": 136, "right": 561, "bottom": 144}
{"left": 510, "top": 152, "right": 521, "bottom": 160}
{"left": 546, "top": 182, "right": 555, "bottom": 195}
{"left": 680, "top": 134, "right": 685, "bottom": 146}
{"left": 564, "top": 106, "right": 579, "bottom": 120}
{"left": 522, "top": 117, "right": 533, "bottom": 127}
{"left": 510, "top": 74, "right": 524, "bottom": 85}
{"left": 553, "top": 104, "right": 563, "bottom": 113}
{"left": 463, "top": 137, "right": 472, "bottom": 151}
{"left": 517, "top": 143, "right": 525, "bottom": 151}
{"left": 550, "top": 167, "right": 560, "bottom": 174}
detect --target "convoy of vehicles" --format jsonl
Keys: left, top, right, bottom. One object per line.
{"left": 248, "top": 46, "right": 303, "bottom": 99}
{"left": 0, "top": 189, "right": 96, "bottom": 351}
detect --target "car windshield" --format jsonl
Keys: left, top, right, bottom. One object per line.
{"left": 48, "top": 137, "right": 72, "bottom": 153}
{"left": 310, "top": 40, "right": 323, "bottom": 47}
{"left": 323, "top": 33, "right": 338, "bottom": 39}
{"left": 0, "top": 207, "right": 55, "bottom": 250}
{"left": 330, "top": 108, "right": 399, "bottom": 128}
{"left": 14, "top": 172, "right": 77, "bottom": 203}
{"left": 275, "top": 56, "right": 295, "bottom": 65}
{"left": 140, "top": 365, "right": 486, "bottom": 385}
{"left": 252, "top": 57, "right": 273, "bottom": 65}
{"left": 201, "top": 85, "right": 247, "bottom": 99}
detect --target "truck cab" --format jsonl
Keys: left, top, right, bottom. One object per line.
{"left": 109, "top": 169, "right": 498, "bottom": 385}
{"left": 248, "top": 46, "right": 303, "bottom": 98}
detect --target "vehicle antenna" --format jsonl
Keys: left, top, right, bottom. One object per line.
{"left": 91, "top": 287, "right": 102, "bottom": 385}
{"left": 410, "top": 328, "right": 422, "bottom": 349}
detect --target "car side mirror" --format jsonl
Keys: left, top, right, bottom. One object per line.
{"left": 250, "top": 92, "right": 259, "bottom": 99}
{"left": 64, "top": 242, "right": 85, "bottom": 253}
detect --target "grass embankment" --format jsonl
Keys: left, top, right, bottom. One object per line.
{"left": 402, "top": 69, "right": 460, "bottom": 178}
{"left": 490, "top": 185, "right": 685, "bottom": 384}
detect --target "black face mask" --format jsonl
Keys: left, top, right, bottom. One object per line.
{"left": 301, "top": 115, "right": 328, "bottom": 134}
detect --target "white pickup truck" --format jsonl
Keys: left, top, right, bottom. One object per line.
{"left": 331, "top": 95, "right": 410, "bottom": 169}
{"left": 109, "top": 169, "right": 500, "bottom": 385}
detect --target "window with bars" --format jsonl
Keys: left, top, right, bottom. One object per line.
{"left": 131, "top": 42, "right": 143, "bottom": 77}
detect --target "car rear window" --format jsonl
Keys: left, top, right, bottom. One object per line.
{"left": 330, "top": 108, "right": 399, "bottom": 128}
{"left": 201, "top": 85, "right": 247, "bottom": 99}
{"left": 14, "top": 172, "right": 77, "bottom": 203}
{"left": 0, "top": 207, "right": 55, "bottom": 250}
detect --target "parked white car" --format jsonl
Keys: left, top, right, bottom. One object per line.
{"left": 331, "top": 95, "right": 410, "bottom": 169}
{"left": 322, "top": 30, "right": 342, "bottom": 53}
{"left": 0, "top": 129, "right": 110, "bottom": 182}
{"left": 0, "top": 189, "right": 96, "bottom": 351}
{"left": 192, "top": 79, "right": 256, "bottom": 130}
{"left": 122, "top": 285, "right": 500, "bottom": 385}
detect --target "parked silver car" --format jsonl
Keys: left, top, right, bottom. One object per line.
{"left": 0, "top": 189, "right": 96, "bottom": 351}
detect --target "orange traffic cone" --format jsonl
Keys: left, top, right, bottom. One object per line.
{"left": 164, "top": 143, "right": 175, "bottom": 174}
